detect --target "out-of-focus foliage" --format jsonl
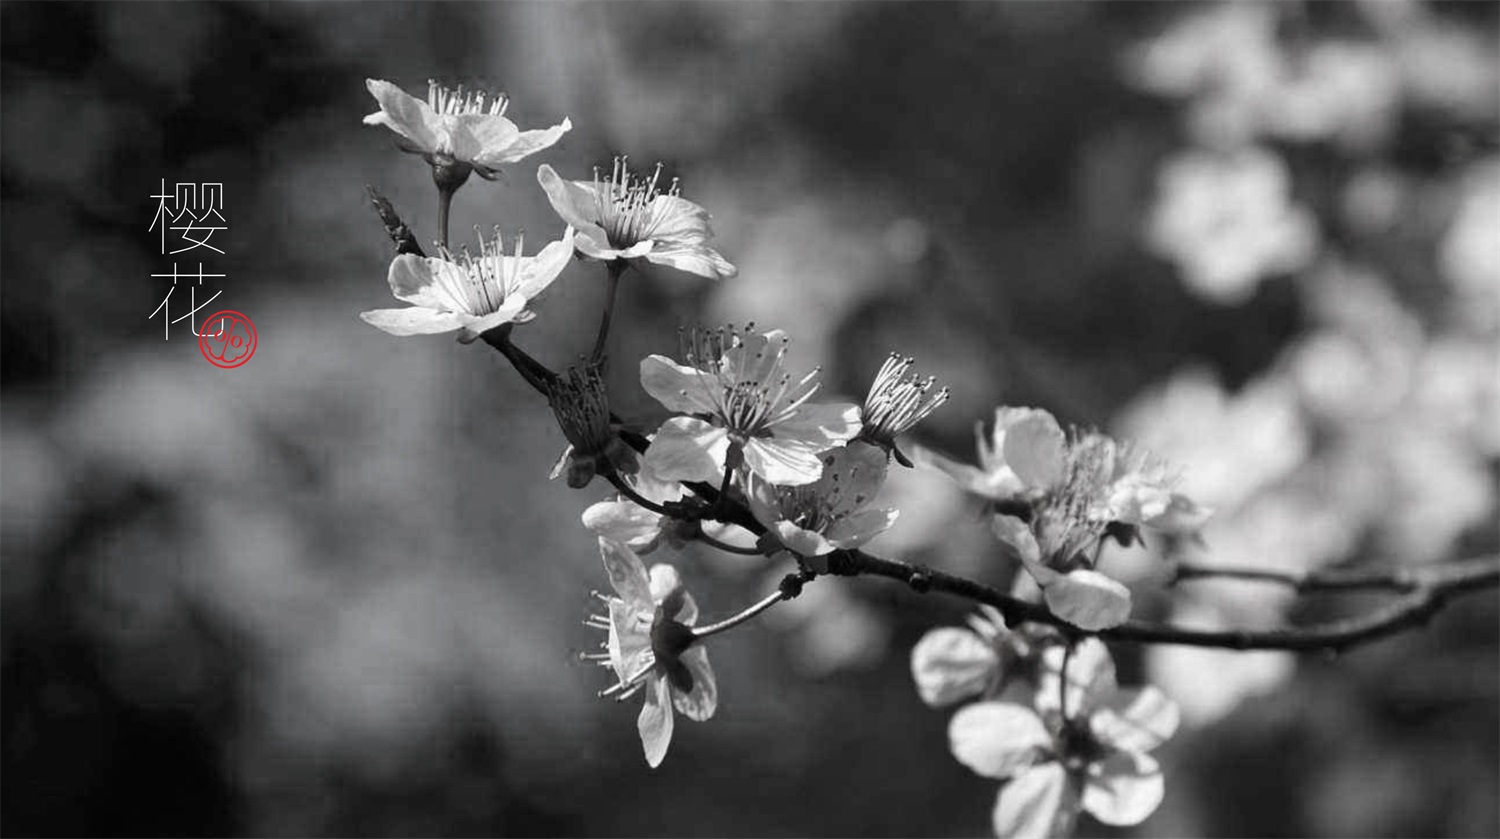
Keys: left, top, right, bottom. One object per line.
{"left": 2, "top": 2, "right": 1495, "bottom": 837}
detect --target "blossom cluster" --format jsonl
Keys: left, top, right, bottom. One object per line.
{"left": 357, "top": 76, "right": 1206, "bottom": 839}
{"left": 913, "top": 613, "right": 1180, "bottom": 838}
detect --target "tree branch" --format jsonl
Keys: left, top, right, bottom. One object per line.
{"left": 366, "top": 192, "right": 1500, "bottom": 656}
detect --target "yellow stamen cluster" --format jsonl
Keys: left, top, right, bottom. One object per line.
{"left": 592, "top": 156, "right": 681, "bottom": 249}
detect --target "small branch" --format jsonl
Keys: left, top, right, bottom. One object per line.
{"left": 1171, "top": 555, "right": 1499, "bottom": 595}
{"left": 436, "top": 181, "right": 457, "bottom": 251}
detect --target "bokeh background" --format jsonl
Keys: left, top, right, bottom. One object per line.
{"left": 3, "top": 2, "right": 1498, "bottom": 836}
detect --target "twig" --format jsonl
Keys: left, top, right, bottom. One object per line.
{"left": 366, "top": 185, "right": 424, "bottom": 257}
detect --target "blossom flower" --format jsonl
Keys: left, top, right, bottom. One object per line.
{"left": 857, "top": 353, "right": 949, "bottom": 464}
{"left": 747, "top": 442, "right": 897, "bottom": 560}
{"left": 910, "top": 606, "right": 1056, "bottom": 708}
{"left": 640, "top": 325, "right": 862, "bottom": 486}
{"left": 947, "top": 639, "right": 1178, "bottom": 839}
{"left": 537, "top": 157, "right": 737, "bottom": 280}
{"left": 931, "top": 407, "right": 1208, "bottom": 630}
{"left": 1145, "top": 147, "right": 1318, "bottom": 305}
{"left": 546, "top": 362, "right": 638, "bottom": 488}
{"left": 360, "top": 227, "right": 574, "bottom": 342}
{"left": 582, "top": 538, "right": 716, "bottom": 768}
{"left": 363, "top": 79, "right": 571, "bottom": 178}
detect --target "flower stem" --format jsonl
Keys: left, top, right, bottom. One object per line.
{"left": 605, "top": 471, "right": 674, "bottom": 517}
{"left": 693, "top": 587, "right": 789, "bottom": 640}
{"left": 436, "top": 181, "right": 457, "bottom": 251}
{"left": 591, "top": 261, "right": 626, "bottom": 364}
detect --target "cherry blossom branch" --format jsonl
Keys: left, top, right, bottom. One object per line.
{"left": 1168, "top": 556, "right": 1499, "bottom": 594}
{"left": 366, "top": 191, "right": 1500, "bottom": 655}
{"left": 825, "top": 548, "right": 1500, "bottom": 653}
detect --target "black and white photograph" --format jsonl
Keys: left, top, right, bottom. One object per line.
{"left": 2, "top": 2, "right": 1498, "bottom": 836}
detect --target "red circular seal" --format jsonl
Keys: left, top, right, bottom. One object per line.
{"left": 198, "top": 310, "right": 257, "bottom": 368}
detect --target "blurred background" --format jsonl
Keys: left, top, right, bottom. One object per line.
{"left": 2, "top": 2, "right": 1497, "bottom": 836}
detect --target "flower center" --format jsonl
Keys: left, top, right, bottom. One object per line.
{"left": 592, "top": 156, "right": 681, "bottom": 249}
{"left": 427, "top": 80, "right": 509, "bottom": 117}
{"left": 861, "top": 353, "right": 949, "bottom": 444}
{"left": 440, "top": 227, "right": 525, "bottom": 316}
{"left": 678, "top": 325, "right": 821, "bottom": 439}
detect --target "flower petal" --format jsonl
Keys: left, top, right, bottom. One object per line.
{"left": 598, "top": 536, "right": 653, "bottom": 612}
{"left": 608, "top": 598, "right": 653, "bottom": 680}
{"left": 642, "top": 194, "right": 713, "bottom": 244}
{"left": 643, "top": 417, "right": 730, "bottom": 483}
{"left": 821, "top": 443, "right": 890, "bottom": 517}
{"left": 997, "top": 407, "right": 1067, "bottom": 489}
{"left": 537, "top": 164, "right": 611, "bottom": 248}
{"left": 671, "top": 646, "right": 718, "bottom": 722}
{"left": 446, "top": 113, "right": 520, "bottom": 166}
{"left": 912, "top": 445, "right": 1021, "bottom": 500}
{"left": 1143, "top": 493, "right": 1213, "bottom": 535}
{"left": 1082, "top": 751, "right": 1163, "bottom": 827}
{"left": 511, "top": 227, "right": 576, "bottom": 301}
{"left": 993, "top": 762, "right": 1079, "bottom": 839}
{"left": 388, "top": 254, "right": 463, "bottom": 312}
{"left": 358, "top": 307, "right": 466, "bottom": 336}
{"left": 582, "top": 499, "right": 662, "bottom": 551}
{"left": 453, "top": 294, "right": 527, "bottom": 342}
{"left": 823, "top": 507, "right": 898, "bottom": 550}
{"left": 948, "top": 701, "right": 1052, "bottom": 780}
{"left": 640, "top": 355, "right": 721, "bottom": 414}
{"left": 647, "top": 563, "right": 695, "bottom": 624}
{"left": 472, "top": 117, "right": 571, "bottom": 168}
{"left": 1090, "top": 686, "right": 1179, "bottom": 754}
{"left": 637, "top": 675, "right": 675, "bottom": 768}
{"left": 771, "top": 401, "right": 863, "bottom": 448}
{"left": 1041, "top": 569, "right": 1133, "bottom": 631}
{"left": 772, "top": 520, "right": 839, "bottom": 557}
{"left": 363, "top": 79, "right": 441, "bottom": 151}
{"left": 991, "top": 514, "right": 1048, "bottom": 575}
{"left": 1037, "top": 637, "right": 1118, "bottom": 720}
{"left": 910, "top": 627, "right": 1000, "bottom": 707}
{"left": 742, "top": 436, "right": 827, "bottom": 486}
{"left": 642, "top": 243, "right": 737, "bottom": 281}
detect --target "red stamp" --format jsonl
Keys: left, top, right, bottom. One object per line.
{"left": 198, "top": 310, "right": 257, "bottom": 368}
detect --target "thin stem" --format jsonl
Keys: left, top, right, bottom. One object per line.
{"left": 436, "top": 181, "right": 457, "bottom": 251}
{"left": 605, "top": 472, "right": 674, "bottom": 517}
{"left": 591, "top": 261, "right": 626, "bottom": 364}
{"left": 1058, "top": 641, "right": 1075, "bottom": 722}
{"left": 697, "top": 532, "right": 762, "bottom": 556}
{"left": 693, "top": 588, "right": 788, "bottom": 640}
{"left": 1169, "top": 559, "right": 1484, "bottom": 594}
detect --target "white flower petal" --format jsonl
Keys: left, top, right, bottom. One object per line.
{"left": 447, "top": 113, "right": 520, "bottom": 167}
{"left": 742, "top": 436, "right": 827, "bottom": 486}
{"left": 910, "top": 627, "right": 1000, "bottom": 707}
{"left": 993, "top": 763, "right": 1079, "bottom": 839}
{"left": 363, "top": 78, "right": 441, "bottom": 152}
{"left": 537, "top": 164, "right": 612, "bottom": 247}
{"left": 582, "top": 499, "right": 662, "bottom": 551}
{"left": 387, "top": 254, "right": 463, "bottom": 312}
{"left": 473, "top": 117, "right": 571, "bottom": 168}
{"left": 912, "top": 445, "right": 1022, "bottom": 500}
{"left": 997, "top": 407, "right": 1067, "bottom": 489}
{"left": 948, "top": 701, "right": 1052, "bottom": 780}
{"left": 1082, "top": 751, "right": 1163, "bottom": 827}
{"left": 643, "top": 417, "right": 730, "bottom": 483}
{"left": 823, "top": 507, "right": 898, "bottom": 549}
{"left": 637, "top": 675, "right": 675, "bottom": 768}
{"left": 608, "top": 598, "right": 653, "bottom": 680}
{"left": 1091, "top": 686, "right": 1179, "bottom": 754}
{"left": 991, "top": 514, "right": 1047, "bottom": 572}
{"left": 511, "top": 228, "right": 576, "bottom": 301}
{"left": 648, "top": 563, "right": 685, "bottom": 609}
{"left": 642, "top": 194, "right": 713, "bottom": 244}
{"left": 1037, "top": 638, "right": 1119, "bottom": 720}
{"left": 1041, "top": 569, "right": 1133, "bottom": 631}
{"left": 640, "top": 355, "right": 721, "bottom": 414}
{"left": 672, "top": 646, "right": 718, "bottom": 722}
{"left": 643, "top": 243, "right": 737, "bottom": 281}
{"left": 773, "top": 520, "right": 839, "bottom": 557}
{"left": 771, "top": 401, "right": 863, "bottom": 448}
{"left": 358, "top": 307, "right": 466, "bottom": 336}
{"left": 598, "top": 537, "right": 654, "bottom": 612}
{"left": 453, "top": 294, "right": 527, "bottom": 342}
